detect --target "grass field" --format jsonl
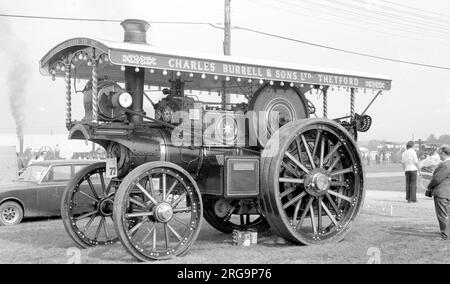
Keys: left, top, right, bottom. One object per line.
{"left": 0, "top": 163, "right": 447, "bottom": 264}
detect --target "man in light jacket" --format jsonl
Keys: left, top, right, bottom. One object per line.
{"left": 427, "top": 145, "right": 450, "bottom": 240}
{"left": 402, "top": 141, "right": 420, "bottom": 203}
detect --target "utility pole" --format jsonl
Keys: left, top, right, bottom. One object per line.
{"left": 224, "top": 0, "right": 231, "bottom": 56}
{"left": 223, "top": 0, "right": 231, "bottom": 108}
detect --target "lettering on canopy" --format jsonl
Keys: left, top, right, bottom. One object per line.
{"left": 110, "top": 50, "right": 391, "bottom": 90}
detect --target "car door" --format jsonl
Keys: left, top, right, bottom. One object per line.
{"left": 37, "top": 165, "right": 72, "bottom": 216}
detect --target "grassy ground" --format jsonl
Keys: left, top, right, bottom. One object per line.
{"left": 0, "top": 166, "right": 446, "bottom": 264}
{"left": 364, "top": 163, "right": 403, "bottom": 173}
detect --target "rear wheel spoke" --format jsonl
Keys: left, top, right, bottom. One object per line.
{"left": 328, "top": 190, "right": 352, "bottom": 203}
{"left": 283, "top": 192, "right": 307, "bottom": 209}
{"left": 321, "top": 201, "right": 339, "bottom": 226}
{"left": 285, "top": 152, "right": 310, "bottom": 175}
{"left": 301, "top": 134, "right": 315, "bottom": 169}
{"left": 296, "top": 197, "right": 314, "bottom": 230}
{"left": 309, "top": 202, "right": 318, "bottom": 235}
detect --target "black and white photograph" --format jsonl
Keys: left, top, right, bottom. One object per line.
{"left": 0, "top": 0, "right": 449, "bottom": 267}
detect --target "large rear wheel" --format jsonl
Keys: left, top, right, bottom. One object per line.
{"left": 260, "top": 119, "right": 364, "bottom": 245}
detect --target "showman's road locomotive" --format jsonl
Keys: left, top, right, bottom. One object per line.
{"left": 40, "top": 20, "right": 391, "bottom": 261}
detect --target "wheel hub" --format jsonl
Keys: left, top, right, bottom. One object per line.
{"left": 2, "top": 208, "right": 17, "bottom": 222}
{"left": 305, "top": 169, "right": 331, "bottom": 197}
{"left": 154, "top": 203, "right": 173, "bottom": 223}
{"left": 99, "top": 198, "right": 114, "bottom": 217}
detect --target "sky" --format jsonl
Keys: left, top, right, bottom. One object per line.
{"left": 0, "top": 0, "right": 450, "bottom": 145}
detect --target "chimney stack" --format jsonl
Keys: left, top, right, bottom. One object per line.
{"left": 121, "top": 19, "right": 150, "bottom": 44}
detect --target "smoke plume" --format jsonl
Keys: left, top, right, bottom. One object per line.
{"left": 0, "top": 15, "right": 31, "bottom": 153}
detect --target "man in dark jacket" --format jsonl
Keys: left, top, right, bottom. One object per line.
{"left": 427, "top": 145, "right": 450, "bottom": 240}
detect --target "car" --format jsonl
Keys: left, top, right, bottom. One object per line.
{"left": 0, "top": 160, "right": 100, "bottom": 226}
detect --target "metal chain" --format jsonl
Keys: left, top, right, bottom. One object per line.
{"left": 350, "top": 88, "right": 356, "bottom": 121}
{"left": 92, "top": 60, "right": 99, "bottom": 123}
{"left": 65, "top": 65, "right": 72, "bottom": 125}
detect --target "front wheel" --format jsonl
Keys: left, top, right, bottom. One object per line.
{"left": 113, "top": 161, "right": 203, "bottom": 261}
{"left": 61, "top": 162, "right": 119, "bottom": 248}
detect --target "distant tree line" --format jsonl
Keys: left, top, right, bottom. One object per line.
{"left": 427, "top": 134, "right": 450, "bottom": 145}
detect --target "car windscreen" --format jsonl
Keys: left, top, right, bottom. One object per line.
{"left": 20, "top": 165, "right": 48, "bottom": 182}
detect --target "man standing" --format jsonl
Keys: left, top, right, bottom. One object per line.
{"left": 401, "top": 141, "right": 420, "bottom": 203}
{"left": 426, "top": 145, "right": 450, "bottom": 240}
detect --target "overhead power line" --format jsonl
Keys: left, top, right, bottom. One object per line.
{"left": 244, "top": 0, "right": 450, "bottom": 47}
{"left": 1, "top": 12, "right": 450, "bottom": 70}
{"left": 233, "top": 26, "right": 450, "bottom": 71}
{"left": 0, "top": 13, "right": 224, "bottom": 29}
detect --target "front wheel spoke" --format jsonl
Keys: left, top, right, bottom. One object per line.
{"left": 102, "top": 217, "right": 109, "bottom": 240}
{"left": 99, "top": 172, "right": 107, "bottom": 196}
{"left": 105, "top": 180, "right": 113, "bottom": 195}
{"left": 136, "top": 183, "right": 158, "bottom": 205}
{"left": 129, "top": 219, "right": 147, "bottom": 235}
{"left": 321, "top": 200, "right": 339, "bottom": 226}
{"left": 285, "top": 152, "right": 310, "bottom": 174}
{"left": 301, "top": 134, "right": 315, "bottom": 169}
{"left": 167, "top": 224, "right": 182, "bottom": 241}
{"left": 75, "top": 210, "right": 97, "bottom": 222}
{"left": 172, "top": 216, "right": 189, "bottom": 228}
{"left": 173, "top": 207, "right": 191, "bottom": 214}
{"left": 126, "top": 212, "right": 154, "bottom": 218}
{"left": 328, "top": 190, "right": 352, "bottom": 203}
{"left": 283, "top": 192, "right": 307, "bottom": 210}
{"left": 78, "top": 190, "right": 99, "bottom": 203}
{"left": 330, "top": 167, "right": 353, "bottom": 177}
{"left": 83, "top": 215, "right": 97, "bottom": 232}
{"left": 297, "top": 198, "right": 314, "bottom": 230}
{"left": 279, "top": 178, "right": 305, "bottom": 185}
{"left": 130, "top": 197, "right": 148, "bottom": 209}
{"left": 86, "top": 177, "right": 99, "bottom": 200}
{"left": 172, "top": 193, "right": 187, "bottom": 209}
{"left": 140, "top": 223, "right": 156, "bottom": 245}
{"left": 95, "top": 217, "right": 105, "bottom": 241}
{"left": 165, "top": 180, "right": 179, "bottom": 200}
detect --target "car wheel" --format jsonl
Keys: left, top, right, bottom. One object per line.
{"left": 0, "top": 201, "right": 24, "bottom": 226}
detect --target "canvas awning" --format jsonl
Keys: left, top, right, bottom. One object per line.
{"left": 40, "top": 37, "right": 392, "bottom": 92}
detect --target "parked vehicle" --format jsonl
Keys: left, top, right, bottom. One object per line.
{"left": 0, "top": 160, "right": 98, "bottom": 226}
